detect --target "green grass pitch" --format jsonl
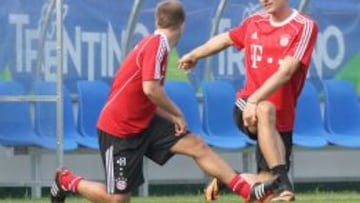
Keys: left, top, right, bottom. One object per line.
{"left": 0, "top": 192, "right": 360, "bottom": 203}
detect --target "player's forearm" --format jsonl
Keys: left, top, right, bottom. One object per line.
{"left": 156, "top": 107, "right": 174, "bottom": 122}
{"left": 248, "top": 71, "right": 291, "bottom": 103}
{"left": 144, "top": 85, "right": 183, "bottom": 119}
{"left": 248, "top": 56, "right": 300, "bottom": 103}
{"left": 190, "top": 33, "right": 233, "bottom": 60}
{"left": 150, "top": 93, "right": 183, "bottom": 119}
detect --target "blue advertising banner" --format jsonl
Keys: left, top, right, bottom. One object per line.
{"left": 306, "top": 0, "right": 360, "bottom": 90}
{"left": 0, "top": 0, "right": 359, "bottom": 92}
{"left": 0, "top": 0, "right": 132, "bottom": 91}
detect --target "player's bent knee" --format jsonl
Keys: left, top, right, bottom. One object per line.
{"left": 256, "top": 101, "right": 276, "bottom": 120}
{"left": 171, "top": 134, "right": 211, "bottom": 157}
{"left": 191, "top": 135, "right": 208, "bottom": 148}
{"left": 187, "top": 135, "right": 211, "bottom": 155}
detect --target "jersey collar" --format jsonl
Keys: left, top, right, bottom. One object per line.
{"left": 154, "top": 30, "right": 171, "bottom": 52}
{"left": 270, "top": 9, "right": 298, "bottom": 27}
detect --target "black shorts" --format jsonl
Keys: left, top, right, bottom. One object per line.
{"left": 98, "top": 115, "right": 187, "bottom": 194}
{"left": 233, "top": 98, "right": 293, "bottom": 173}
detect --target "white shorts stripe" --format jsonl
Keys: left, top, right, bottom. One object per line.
{"left": 235, "top": 98, "right": 247, "bottom": 111}
{"left": 106, "top": 145, "right": 114, "bottom": 194}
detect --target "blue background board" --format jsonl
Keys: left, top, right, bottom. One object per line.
{"left": 0, "top": 0, "right": 132, "bottom": 91}
{"left": 305, "top": 0, "right": 360, "bottom": 87}
{"left": 0, "top": 0, "right": 359, "bottom": 92}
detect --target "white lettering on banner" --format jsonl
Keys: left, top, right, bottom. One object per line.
{"left": 312, "top": 25, "right": 345, "bottom": 78}
{"left": 44, "top": 41, "right": 57, "bottom": 81}
{"left": 227, "top": 48, "right": 244, "bottom": 75}
{"left": 64, "top": 27, "right": 82, "bottom": 78}
{"left": 47, "top": 42, "right": 57, "bottom": 67}
{"left": 217, "top": 18, "right": 245, "bottom": 76}
{"left": 82, "top": 32, "right": 101, "bottom": 81}
{"left": 25, "top": 29, "right": 38, "bottom": 72}
{"left": 101, "top": 33, "right": 107, "bottom": 77}
{"left": 9, "top": 14, "right": 29, "bottom": 72}
{"left": 8, "top": 13, "right": 150, "bottom": 80}
{"left": 322, "top": 26, "right": 345, "bottom": 70}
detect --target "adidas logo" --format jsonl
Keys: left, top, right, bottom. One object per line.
{"left": 251, "top": 32, "right": 258, "bottom": 40}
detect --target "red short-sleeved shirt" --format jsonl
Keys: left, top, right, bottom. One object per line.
{"left": 229, "top": 10, "right": 318, "bottom": 131}
{"left": 97, "top": 31, "right": 170, "bottom": 138}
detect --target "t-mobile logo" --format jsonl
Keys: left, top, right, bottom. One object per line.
{"left": 250, "top": 44, "right": 263, "bottom": 68}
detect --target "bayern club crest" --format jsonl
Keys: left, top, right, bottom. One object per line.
{"left": 116, "top": 180, "right": 127, "bottom": 191}
{"left": 280, "top": 34, "right": 290, "bottom": 47}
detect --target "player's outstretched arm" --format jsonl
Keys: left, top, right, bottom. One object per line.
{"left": 178, "top": 32, "right": 233, "bottom": 70}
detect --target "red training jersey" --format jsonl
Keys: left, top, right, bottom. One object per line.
{"left": 229, "top": 10, "right": 318, "bottom": 131}
{"left": 97, "top": 31, "right": 170, "bottom": 138}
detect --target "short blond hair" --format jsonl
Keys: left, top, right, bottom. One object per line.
{"left": 156, "top": 0, "right": 185, "bottom": 29}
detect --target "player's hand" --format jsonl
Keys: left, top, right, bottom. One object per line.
{"left": 172, "top": 115, "right": 188, "bottom": 136}
{"left": 243, "top": 102, "right": 257, "bottom": 127}
{"left": 178, "top": 53, "right": 198, "bottom": 71}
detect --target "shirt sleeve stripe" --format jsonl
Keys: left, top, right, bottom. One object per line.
{"left": 154, "top": 37, "right": 167, "bottom": 79}
{"left": 294, "top": 18, "right": 313, "bottom": 61}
